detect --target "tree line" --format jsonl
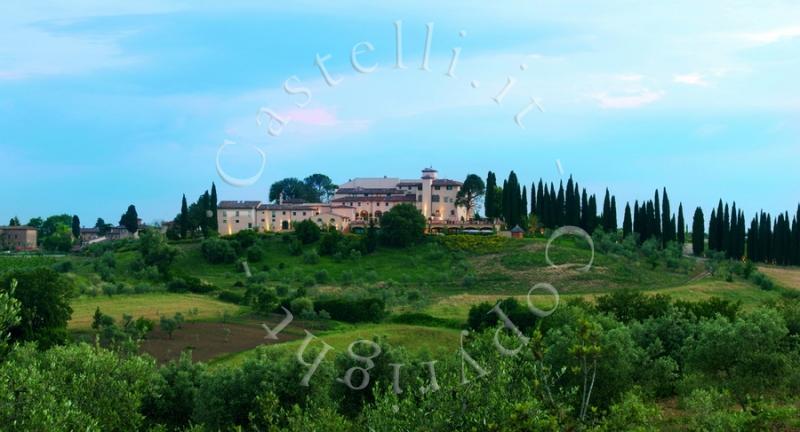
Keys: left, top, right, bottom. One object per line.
{"left": 481, "top": 171, "right": 800, "bottom": 266}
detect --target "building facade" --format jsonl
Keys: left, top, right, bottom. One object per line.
{"left": 0, "top": 226, "right": 38, "bottom": 250}
{"left": 217, "top": 168, "right": 468, "bottom": 236}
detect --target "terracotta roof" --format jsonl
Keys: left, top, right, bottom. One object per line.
{"left": 331, "top": 195, "right": 416, "bottom": 203}
{"left": 397, "top": 182, "right": 422, "bottom": 187}
{"left": 258, "top": 204, "right": 319, "bottom": 211}
{"left": 0, "top": 226, "right": 36, "bottom": 231}
{"left": 218, "top": 200, "right": 261, "bottom": 209}
{"left": 510, "top": 225, "right": 525, "bottom": 233}
{"left": 432, "top": 179, "right": 463, "bottom": 186}
{"left": 336, "top": 187, "right": 408, "bottom": 195}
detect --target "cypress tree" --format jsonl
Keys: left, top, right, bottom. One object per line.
{"left": 556, "top": 181, "right": 565, "bottom": 227}
{"left": 530, "top": 182, "right": 536, "bottom": 216}
{"left": 748, "top": 216, "right": 759, "bottom": 262}
{"left": 646, "top": 201, "right": 656, "bottom": 243}
{"left": 580, "top": 189, "right": 589, "bottom": 230}
{"left": 521, "top": 185, "right": 528, "bottom": 219}
{"left": 536, "top": 179, "right": 544, "bottom": 219}
{"left": 715, "top": 200, "right": 724, "bottom": 251}
{"left": 602, "top": 189, "right": 611, "bottom": 231}
{"left": 210, "top": 182, "right": 218, "bottom": 231}
{"left": 661, "top": 188, "right": 671, "bottom": 246}
{"left": 623, "top": 203, "right": 632, "bottom": 238}
{"left": 653, "top": 190, "right": 661, "bottom": 241}
{"left": 180, "top": 194, "right": 189, "bottom": 238}
{"left": 502, "top": 179, "right": 509, "bottom": 222}
{"left": 588, "top": 195, "right": 598, "bottom": 233}
{"left": 722, "top": 203, "right": 730, "bottom": 256}
{"left": 677, "top": 203, "right": 685, "bottom": 244}
{"left": 709, "top": 209, "right": 717, "bottom": 251}
{"left": 71, "top": 215, "right": 81, "bottom": 239}
{"left": 633, "top": 201, "right": 641, "bottom": 240}
{"left": 485, "top": 172, "right": 496, "bottom": 219}
{"left": 692, "top": 207, "right": 704, "bottom": 256}
{"left": 610, "top": 196, "right": 618, "bottom": 231}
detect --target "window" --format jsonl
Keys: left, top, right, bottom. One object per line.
{"left": 434, "top": 186, "right": 441, "bottom": 190}
{"left": 417, "top": 185, "right": 422, "bottom": 190}
{"left": 222, "top": 210, "right": 227, "bottom": 217}
{"left": 451, "top": 210, "right": 456, "bottom": 216}
{"left": 446, "top": 186, "right": 453, "bottom": 190}
{"left": 282, "top": 211, "right": 286, "bottom": 215}
{"left": 235, "top": 211, "right": 240, "bottom": 216}
{"left": 223, "top": 219, "right": 227, "bottom": 223}
{"left": 376, "top": 202, "right": 380, "bottom": 207}
{"left": 248, "top": 223, "right": 252, "bottom": 228}
{"left": 418, "top": 195, "right": 423, "bottom": 202}
{"left": 272, "top": 211, "right": 276, "bottom": 216}
{"left": 302, "top": 212, "right": 307, "bottom": 216}
{"left": 292, "top": 212, "right": 297, "bottom": 216}
{"left": 384, "top": 203, "right": 389, "bottom": 206}
{"left": 235, "top": 219, "right": 240, "bottom": 223}
{"left": 432, "top": 195, "right": 440, "bottom": 202}
{"left": 261, "top": 219, "right": 265, "bottom": 222}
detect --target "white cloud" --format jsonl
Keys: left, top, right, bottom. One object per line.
{"left": 738, "top": 26, "right": 800, "bottom": 45}
{"left": 673, "top": 73, "right": 709, "bottom": 86}
{"left": 592, "top": 89, "right": 664, "bottom": 109}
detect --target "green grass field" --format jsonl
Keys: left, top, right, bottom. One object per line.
{"left": 69, "top": 293, "right": 243, "bottom": 330}
{"left": 211, "top": 323, "right": 462, "bottom": 368}
{"left": 10, "top": 232, "right": 793, "bottom": 369}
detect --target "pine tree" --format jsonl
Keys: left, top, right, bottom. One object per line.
{"left": 692, "top": 207, "right": 704, "bottom": 256}
{"left": 677, "top": 203, "right": 685, "bottom": 244}
{"left": 623, "top": 203, "right": 632, "bottom": 238}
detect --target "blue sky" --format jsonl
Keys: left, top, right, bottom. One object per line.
{"left": 1, "top": 1, "right": 799, "bottom": 225}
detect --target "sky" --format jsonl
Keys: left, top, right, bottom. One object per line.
{"left": 1, "top": 0, "right": 799, "bottom": 225}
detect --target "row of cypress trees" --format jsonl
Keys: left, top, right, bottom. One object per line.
{"left": 483, "top": 171, "right": 800, "bottom": 266}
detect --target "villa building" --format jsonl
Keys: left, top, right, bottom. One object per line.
{"left": 0, "top": 226, "right": 38, "bottom": 251}
{"left": 217, "top": 168, "right": 479, "bottom": 235}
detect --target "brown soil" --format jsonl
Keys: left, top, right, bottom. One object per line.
{"left": 139, "top": 320, "right": 304, "bottom": 364}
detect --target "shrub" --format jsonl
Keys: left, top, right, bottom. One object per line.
{"left": 288, "top": 239, "right": 303, "bottom": 256}
{"left": 290, "top": 297, "right": 314, "bottom": 316}
{"left": 319, "top": 230, "right": 343, "bottom": 256}
{"left": 246, "top": 247, "right": 263, "bottom": 263}
{"left": 52, "top": 260, "right": 73, "bottom": 273}
{"left": 252, "top": 287, "right": 279, "bottom": 315}
{"left": 218, "top": 290, "right": 244, "bottom": 304}
{"left": 302, "top": 249, "right": 320, "bottom": 264}
{"left": 167, "top": 277, "right": 215, "bottom": 294}
{"left": 294, "top": 220, "right": 321, "bottom": 245}
{"left": 314, "top": 297, "right": 385, "bottom": 322}
{"left": 201, "top": 238, "right": 237, "bottom": 264}
{"left": 314, "top": 269, "right": 329, "bottom": 284}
